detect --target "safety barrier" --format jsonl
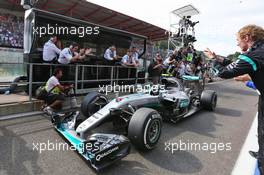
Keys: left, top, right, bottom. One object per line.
{"left": 0, "top": 62, "right": 147, "bottom": 101}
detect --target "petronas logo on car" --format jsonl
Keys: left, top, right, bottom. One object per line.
{"left": 96, "top": 146, "right": 119, "bottom": 161}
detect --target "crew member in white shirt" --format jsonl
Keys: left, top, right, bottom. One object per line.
{"left": 58, "top": 42, "right": 91, "bottom": 64}
{"left": 131, "top": 47, "right": 139, "bottom": 62}
{"left": 43, "top": 36, "right": 61, "bottom": 63}
{"left": 121, "top": 49, "right": 139, "bottom": 67}
{"left": 43, "top": 68, "right": 73, "bottom": 115}
{"left": 104, "top": 45, "right": 121, "bottom": 64}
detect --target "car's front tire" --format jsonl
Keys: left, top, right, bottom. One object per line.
{"left": 81, "top": 92, "right": 108, "bottom": 118}
{"left": 128, "top": 108, "right": 162, "bottom": 151}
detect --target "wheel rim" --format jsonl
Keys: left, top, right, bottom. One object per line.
{"left": 147, "top": 119, "right": 161, "bottom": 144}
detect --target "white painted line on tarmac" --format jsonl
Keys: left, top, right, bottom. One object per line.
{"left": 232, "top": 113, "right": 259, "bottom": 175}
{"left": 0, "top": 111, "right": 44, "bottom": 120}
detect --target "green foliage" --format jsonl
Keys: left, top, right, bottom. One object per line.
{"left": 227, "top": 52, "right": 241, "bottom": 61}
{"left": 154, "top": 40, "right": 168, "bottom": 50}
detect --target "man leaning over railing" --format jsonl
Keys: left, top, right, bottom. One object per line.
{"left": 58, "top": 42, "right": 91, "bottom": 64}
{"left": 121, "top": 49, "right": 139, "bottom": 67}
{"left": 43, "top": 35, "right": 61, "bottom": 63}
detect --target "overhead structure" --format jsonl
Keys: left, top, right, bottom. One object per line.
{"left": 172, "top": 4, "right": 199, "bottom": 18}
{"left": 1, "top": 0, "right": 167, "bottom": 41}
{"left": 168, "top": 4, "right": 200, "bottom": 51}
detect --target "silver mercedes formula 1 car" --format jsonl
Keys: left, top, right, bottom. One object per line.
{"left": 51, "top": 76, "right": 217, "bottom": 170}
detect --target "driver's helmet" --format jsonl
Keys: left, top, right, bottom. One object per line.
{"left": 149, "top": 84, "right": 163, "bottom": 96}
{"left": 161, "top": 77, "right": 179, "bottom": 89}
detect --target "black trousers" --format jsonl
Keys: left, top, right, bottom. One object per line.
{"left": 258, "top": 95, "right": 264, "bottom": 174}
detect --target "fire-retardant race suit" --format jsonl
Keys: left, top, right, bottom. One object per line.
{"left": 214, "top": 40, "right": 264, "bottom": 174}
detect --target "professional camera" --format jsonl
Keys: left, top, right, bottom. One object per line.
{"left": 185, "top": 16, "right": 199, "bottom": 28}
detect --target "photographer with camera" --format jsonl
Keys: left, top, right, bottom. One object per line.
{"left": 148, "top": 53, "right": 164, "bottom": 85}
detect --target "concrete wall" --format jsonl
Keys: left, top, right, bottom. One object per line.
{"left": 0, "top": 47, "right": 24, "bottom": 82}
{"left": 0, "top": 47, "right": 23, "bottom": 63}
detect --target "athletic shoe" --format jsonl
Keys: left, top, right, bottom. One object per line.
{"left": 43, "top": 106, "right": 53, "bottom": 116}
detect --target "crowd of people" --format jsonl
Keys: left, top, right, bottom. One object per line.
{"left": 0, "top": 12, "right": 23, "bottom": 48}
{"left": 104, "top": 45, "right": 139, "bottom": 67}
{"left": 148, "top": 44, "right": 203, "bottom": 84}
{"left": 42, "top": 36, "right": 92, "bottom": 64}
{"left": 43, "top": 35, "right": 205, "bottom": 87}
{"left": 42, "top": 36, "right": 140, "bottom": 68}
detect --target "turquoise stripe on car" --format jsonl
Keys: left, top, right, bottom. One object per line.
{"left": 56, "top": 125, "right": 95, "bottom": 161}
{"left": 57, "top": 125, "right": 84, "bottom": 152}
{"left": 238, "top": 55, "right": 257, "bottom": 71}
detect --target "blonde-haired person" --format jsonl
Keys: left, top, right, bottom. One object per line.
{"left": 204, "top": 24, "right": 264, "bottom": 174}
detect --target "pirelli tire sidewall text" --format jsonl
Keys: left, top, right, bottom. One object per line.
{"left": 128, "top": 108, "right": 162, "bottom": 151}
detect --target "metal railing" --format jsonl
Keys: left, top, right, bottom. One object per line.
{"left": 0, "top": 62, "right": 148, "bottom": 101}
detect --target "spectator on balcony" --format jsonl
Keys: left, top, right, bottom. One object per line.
{"left": 43, "top": 36, "right": 61, "bottom": 63}
{"left": 131, "top": 46, "right": 139, "bottom": 61}
{"left": 104, "top": 45, "right": 121, "bottom": 64}
{"left": 58, "top": 42, "right": 91, "bottom": 64}
{"left": 121, "top": 49, "right": 139, "bottom": 67}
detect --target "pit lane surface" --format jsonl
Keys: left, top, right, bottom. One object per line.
{"left": 0, "top": 79, "right": 258, "bottom": 175}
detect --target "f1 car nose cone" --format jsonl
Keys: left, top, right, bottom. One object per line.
{"left": 76, "top": 122, "right": 86, "bottom": 133}
{"left": 76, "top": 112, "right": 105, "bottom": 133}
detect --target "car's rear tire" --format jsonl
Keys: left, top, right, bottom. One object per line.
{"left": 128, "top": 108, "right": 162, "bottom": 151}
{"left": 200, "top": 90, "right": 217, "bottom": 111}
{"left": 81, "top": 92, "right": 108, "bottom": 118}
